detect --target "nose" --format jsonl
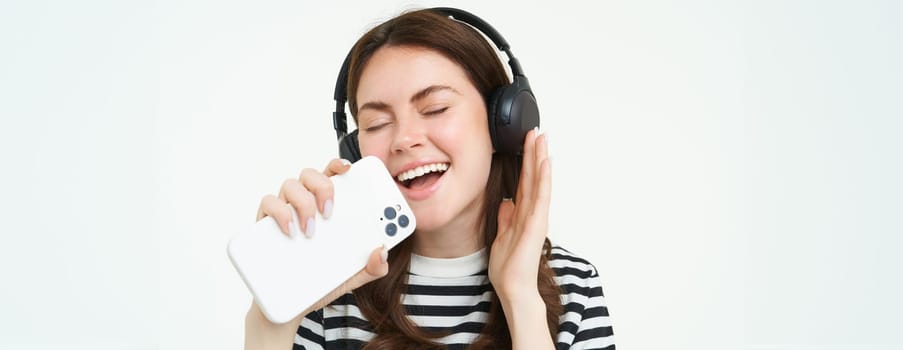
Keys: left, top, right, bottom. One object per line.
{"left": 390, "top": 113, "right": 427, "bottom": 155}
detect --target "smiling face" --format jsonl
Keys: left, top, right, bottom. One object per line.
{"left": 355, "top": 45, "right": 494, "bottom": 235}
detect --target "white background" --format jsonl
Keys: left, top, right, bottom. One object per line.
{"left": 1, "top": 0, "right": 900, "bottom": 349}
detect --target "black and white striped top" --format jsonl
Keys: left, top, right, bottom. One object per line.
{"left": 293, "top": 244, "right": 615, "bottom": 349}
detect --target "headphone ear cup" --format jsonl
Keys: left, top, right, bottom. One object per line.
{"left": 490, "top": 77, "right": 540, "bottom": 155}
{"left": 338, "top": 129, "right": 362, "bottom": 163}
{"left": 487, "top": 86, "right": 506, "bottom": 152}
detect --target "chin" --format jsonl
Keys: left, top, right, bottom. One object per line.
{"left": 408, "top": 205, "right": 452, "bottom": 233}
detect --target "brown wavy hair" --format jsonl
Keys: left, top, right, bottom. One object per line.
{"left": 347, "top": 9, "right": 563, "bottom": 349}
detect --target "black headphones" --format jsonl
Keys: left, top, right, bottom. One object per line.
{"left": 332, "top": 7, "right": 540, "bottom": 162}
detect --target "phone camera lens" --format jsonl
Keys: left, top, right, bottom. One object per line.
{"left": 385, "top": 223, "right": 398, "bottom": 236}
{"left": 384, "top": 206, "right": 397, "bottom": 220}
{"left": 398, "top": 215, "right": 409, "bottom": 228}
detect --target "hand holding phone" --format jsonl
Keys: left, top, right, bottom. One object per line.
{"left": 228, "top": 156, "right": 416, "bottom": 324}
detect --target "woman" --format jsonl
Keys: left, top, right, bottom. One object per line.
{"left": 245, "top": 8, "right": 614, "bottom": 350}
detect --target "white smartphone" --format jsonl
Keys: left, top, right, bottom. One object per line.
{"left": 227, "top": 156, "right": 416, "bottom": 324}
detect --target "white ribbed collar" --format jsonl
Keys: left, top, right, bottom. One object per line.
{"left": 409, "top": 248, "right": 488, "bottom": 278}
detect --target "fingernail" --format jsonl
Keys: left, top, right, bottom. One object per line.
{"left": 380, "top": 245, "right": 388, "bottom": 263}
{"left": 288, "top": 205, "right": 300, "bottom": 238}
{"left": 289, "top": 219, "right": 301, "bottom": 239}
{"left": 502, "top": 197, "right": 513, "bottom": 202}
{"left": 305, "top": 217, "right": 316, "bottom": 238}
{"left": 340, "top": 159, "right": 352, "bottom": 166}
{"left": 323, "top": 200, "right": 334, "bottom": 219}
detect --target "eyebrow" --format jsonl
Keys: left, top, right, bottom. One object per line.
{"left": 410, "top": 85, "right": 459, "bottom": 104}
{"left": 358, "top": 85, "right": 460, "bottom": 114}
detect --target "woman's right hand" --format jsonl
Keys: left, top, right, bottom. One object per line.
{"left": 256, "top": 158, "right": 352, "bottom": 238}
{"left": 245, "top": 158, "right": 391, "bottom": 349}
{"left": 256, "top": 157, "right": 392, "bottom": 298}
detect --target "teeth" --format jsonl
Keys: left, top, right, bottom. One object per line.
{"left": 397, "top": 163, "right": 449, "bottom": 182}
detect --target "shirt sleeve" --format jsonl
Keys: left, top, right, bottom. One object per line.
{"left": 552, "top": 248, "right": 616, "bottom": 350}
{"left": 292, "top": 308, "right": 326, "bottom": 350}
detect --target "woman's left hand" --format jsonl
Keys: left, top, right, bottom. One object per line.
{"left": 488, "top": 128, "right": 551, "bottom": 302}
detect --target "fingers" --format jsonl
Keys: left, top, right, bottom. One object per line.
{"left": 323, "top": 158, "right": 352, "bottom": 176}
{"left": 524, "top": 130, "right": 551, "bottom": 243}
{"left": 280, "top": 178, "right": 318, "bottom": 237}
{"left": 283, "top": 158, "right": 350, "bottom": 233}
{"left": 531, "top": 158, "right": 552, "bottom": 231}
{"left": 255, "top": 158, "right": 350, "bottom": 238}
{"left": 301, "top": 158, "right": 352, "bottom": 220}
{"left": 298, "top": 168, "right": 335, "bottom": 220}
{"left": 497, "top": 198, "right": 515, "bottom": 235}
{"left": 532, "top": 131, "right": 550, "bottom": 210}
{"left": 507, "top": 127, "right": 551, "bottom": 244}
{"left": 257, "top": 194, "right": 297, "bottom": 237}
{"left": 516, "top": 128, "right": 540, "bottom": 205}
{"left": 517, "top": 128, "right": 551, "bottom": 212}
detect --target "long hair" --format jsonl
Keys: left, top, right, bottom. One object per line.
{"left": 346, "top": 9, "right": 563, "bottom": 349}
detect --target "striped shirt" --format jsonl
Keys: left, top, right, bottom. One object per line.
{"left": 293, "top": 244, "right": 615, "bottom": 349}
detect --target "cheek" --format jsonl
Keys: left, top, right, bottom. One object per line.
{"left": 439, "top": 111, "right": 492, "bottom": 151}
{"left": 437, "top": 102, "right": 491, "bottom": 142}
{"left": 431, "top": 122, "right": 462, "bottom": 147}
{"left": 357, "top": 134, "right": 391, "bottom": 161}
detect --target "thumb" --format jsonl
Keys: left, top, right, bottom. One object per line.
{"left": 345, "top": 246, "right": 389, "bottom": 291}
{"left": 295, "top": 246, "right": 390, "bottom": 318}
{"left": 497, "top": 199, "right": 515, "bottom": 234}
{"left": 362, "top": 245, "right": 390, "bottom": 280}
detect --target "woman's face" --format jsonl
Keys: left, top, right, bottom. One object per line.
{"left": 355, "top": 45, "right": 494, "bottom": 233}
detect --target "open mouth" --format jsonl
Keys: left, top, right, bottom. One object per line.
{"left": 396, "top": 163, "right": 449, "bottom": 190}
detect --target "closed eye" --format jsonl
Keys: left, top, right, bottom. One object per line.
{"left": 423, "top": 107, "right": 449, "bottom": 116}
{"left": 364, "top": 123, "right": 388, "bottom": 132}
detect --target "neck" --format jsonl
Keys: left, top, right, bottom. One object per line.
{"left": 412, "top": 202, "right": 485, "bottom": 259}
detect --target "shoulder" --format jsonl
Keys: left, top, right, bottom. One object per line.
{"left": 548, "top": 244, "right": 602, "bottom": 281}
{"left": 549, "top": 243, "right": 616, "bottom": 348}
{"left": 547, "top": 243, "right": 608, "bottom": 312}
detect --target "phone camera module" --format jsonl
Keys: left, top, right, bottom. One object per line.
{"left": 383, "top": 206, "right": 397, "bottom": 220}
{"left": 398, "top": 215, "right": 409, "bottom": 228}
{"left": 385, "top": 223, "right": 398, "bottom": 236}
